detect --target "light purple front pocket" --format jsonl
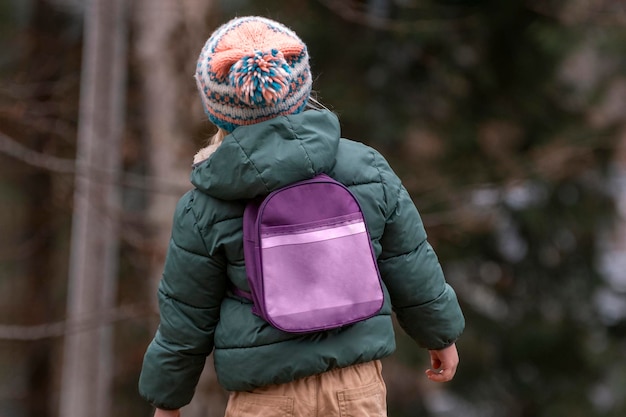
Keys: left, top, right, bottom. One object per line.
{"left": 259, "top": 213, "right": 383, "bottom": 332}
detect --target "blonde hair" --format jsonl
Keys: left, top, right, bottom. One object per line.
{"left": 193, "top": 128, "right": 228, "bottom": 164}
{"left": 305, "top": 94, "right": 329, "bottom": 111}
{"left": 210, "top": 128, "right": 228, "bottom": 145}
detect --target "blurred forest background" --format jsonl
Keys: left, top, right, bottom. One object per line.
{"left": 1, "top": 0, "right": 626, "bottom": 416}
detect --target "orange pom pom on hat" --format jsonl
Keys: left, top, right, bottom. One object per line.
{"left": 195, "top": 16, "right": 313, "bottom": 132}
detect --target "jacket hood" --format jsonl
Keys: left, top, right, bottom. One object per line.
{"left": 190, "top": 109, "right": 340, "bottom": 200}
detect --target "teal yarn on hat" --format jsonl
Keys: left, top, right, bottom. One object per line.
{"left": 194, "top": 16, "right": 312, "bottom": 132}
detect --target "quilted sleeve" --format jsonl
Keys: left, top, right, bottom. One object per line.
{"left": 377, "top": 170, "right": 465, "bottom": 350}
{"left": 139, "top": 191, "right": 227, "bottom": 410}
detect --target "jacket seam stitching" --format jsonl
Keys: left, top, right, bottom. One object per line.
{"left": 186, "top": 190, "right": 232, "bottom": 260}
{"left": 371, "top": 150, "right": 389, "bottom": 209}
{"left": 159, "top": 287, "right": 219, "bottom": 310}
{"left": 170, "top": 235, "right": 207, "bottom": 258}
{"left": 378, "top": 238, "right": 426, "bottom": 262}
{"left": 153, "top": 335, "right": 210, "bottom": 357}
{"left": 215, "top": 313, "right": 393, "bottom": 350}
{"left": 286, "top": 116, "right": 315, "bottom": 175}
{"left": 395, "top": 285, "right": 448, "bottom": 310}
{"left": 197, "top": 214, "right": 242, "bottom": 229}
{"left": 180, "top": 213, "right": 212, "bottom": 256}
{"left": 230, "top": 129, "right": 271, "bottom": 192}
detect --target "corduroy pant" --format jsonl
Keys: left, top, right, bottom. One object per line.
{"left": 223, "top": 360, "right": 387, "bottom": 417}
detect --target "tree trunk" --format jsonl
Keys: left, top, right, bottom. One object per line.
{"left": 133, "top": 0, "right": 228, "bottom": 415}
{"left": 134, "top": 0, "right": 195, "bottom": 291}
{"left": 58, "top": 0, "right": 128, "bottom": 416}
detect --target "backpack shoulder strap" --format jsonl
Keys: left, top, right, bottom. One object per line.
{"left": 230, "top": 284, "right": 252, "bottom": 300}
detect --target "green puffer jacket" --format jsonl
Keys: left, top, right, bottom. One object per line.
{"left": 139, "top": 109, "right": 464, "bottom": 410}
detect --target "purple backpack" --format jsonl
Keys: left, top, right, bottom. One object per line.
{"left": 239, "top": 174, "right": 384, "bottom": 333}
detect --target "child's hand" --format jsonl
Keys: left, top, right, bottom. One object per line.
{"left": 425, "top": 343, "right": 459, "bottom": 382}
{"left": 154, "top": 408, "right": 180, "bottom": 417}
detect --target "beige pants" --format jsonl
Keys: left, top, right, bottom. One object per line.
{"left": 224, "top": 360, "right": 387, "bottom": 417}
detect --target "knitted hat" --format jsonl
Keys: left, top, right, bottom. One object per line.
{"left": 195, "top": 16, "right": 312, "bottom": 132}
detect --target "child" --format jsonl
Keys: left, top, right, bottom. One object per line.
{"left": 139, "top": 16, "right": 465, "bottom": 417}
